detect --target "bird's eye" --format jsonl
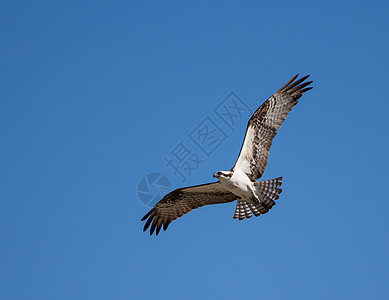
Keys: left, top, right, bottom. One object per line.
{"left": 218, "top": 172, "right": 222, "bottom": 175}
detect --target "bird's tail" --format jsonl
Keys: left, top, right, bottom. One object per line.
{"left": 233, "top": 177, "right": 283, "bottom": 220}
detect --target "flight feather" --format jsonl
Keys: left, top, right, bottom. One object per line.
{"left": 232, "top": 74, "right": 313, "bottom": 181}
{"left": 141, "top": 183, "right": 236, "bottom": 235}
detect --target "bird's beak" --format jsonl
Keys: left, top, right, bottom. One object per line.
{"left": 213, "top": 173, "right": 218, "bottom": 178}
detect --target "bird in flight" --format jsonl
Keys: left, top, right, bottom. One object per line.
{"left": 141, "top": 74, "right": 313, "bottom": 235}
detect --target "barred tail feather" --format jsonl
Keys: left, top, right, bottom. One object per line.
{"left": 254, "top": 176, "right": 283, "bottom": 210}
{"left": 233, "top": 177, "right": 283, "bottom": 220}
{"left": 233, "top": 199, "right": 253, "bottom": 220}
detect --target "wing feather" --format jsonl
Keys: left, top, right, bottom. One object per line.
{"left": 232, "top": 74, "right": 313, "bottom": 181}
{"left": 141, "top": 182, "right": 236, "bottom": 235}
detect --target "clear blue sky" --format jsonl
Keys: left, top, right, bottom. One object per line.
{"left": 1, "top": 1, "right": 388, "bottom": 299}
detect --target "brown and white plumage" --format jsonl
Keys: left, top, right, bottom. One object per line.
{"left": 232, "top": 74, "right": 313, "bottom": 181}
{"left": 141, "top": 74, "right": 313, "bottom": 235}
{"left": 141, "top": 183, "right": 237, "bottom": 235}
{"left": 233, "top": 177, "right": 283, "bottom": 220}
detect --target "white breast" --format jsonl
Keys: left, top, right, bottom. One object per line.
{"left": 219, "top": 170, "right": 254, "bottom": 199}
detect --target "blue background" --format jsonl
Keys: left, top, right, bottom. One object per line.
{"left": 1, "top": 1, "right": 388, "bottom": 299}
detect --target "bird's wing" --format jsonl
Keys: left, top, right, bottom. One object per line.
{"left": 232, "top": 74, "right": 313, "bottom": 181}
{"left": 141, "top": 182, "right": 236, "bottom": 235}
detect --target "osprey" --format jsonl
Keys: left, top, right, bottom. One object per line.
{"left": 142, "top": 74, "right": 313, "bottom": 235}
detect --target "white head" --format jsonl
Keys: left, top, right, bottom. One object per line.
{"left": 213, "top": 170, "right": 233, "bottom": 181}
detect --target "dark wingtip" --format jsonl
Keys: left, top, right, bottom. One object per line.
{"left": 300, "top": 87, "right": 313, "bottom": 93}
{"left": 143, "top": 216, "right": 153, "bottom": 232}
{"left": 291, "top": 73, "right": 300, "bottom": 82}
{"left": 279, "top": 74, "right": 299, "bottom": 91}
{"left": 301, "top": 74, "right": 310, "bottom": 80}
{"left": 150, "top": 219, "right": 157, "bottom": 236}
{"left": 284, "top": 75, "right": 313, "bottom": 98}
{"left": 143, "top": 212, "right": 155, "bottom": 233}
{"left": 141, "top": 209, "right": 153, "bottom": 221}
{"left": 298, "top": 74, "right": 310, "bottom": 82}
{"left": 285, "top": 75, "right": 311, "bottom": 91}
{"left": 156, "top": 225, "right": 162, "bottom": 236}
{"left": 163, "top": 222, "right": 171, "bottom": 231}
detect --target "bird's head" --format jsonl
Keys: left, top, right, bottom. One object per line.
{"left": 213, "top": 170, "right": 233, "bottom": 180}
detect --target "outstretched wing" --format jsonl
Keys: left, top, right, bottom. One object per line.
{"left": 232, "top": 74, "right": 313, "bottom": 181}
{"left": 141, "top": 182, "right": 236, "bottom": 235}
